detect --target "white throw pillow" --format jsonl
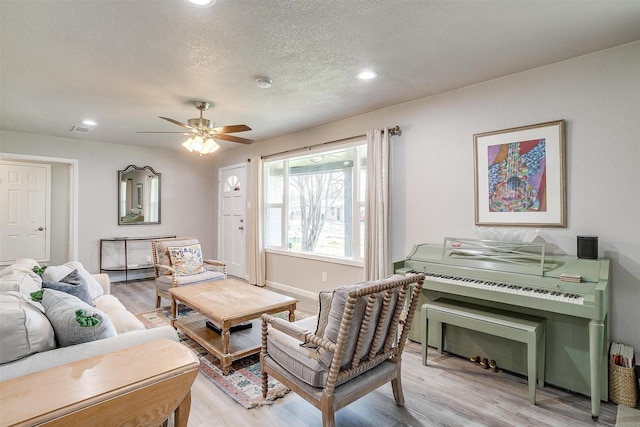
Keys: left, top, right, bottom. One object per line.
{"left": 42, "top": 262, "right": 104, "bottom": 300}
{"left": 0, "top": 292, "right": 55, "bottom": 363}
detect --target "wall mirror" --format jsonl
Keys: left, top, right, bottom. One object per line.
{"left": 118, "top": 165, "right": 161, "bottom": 225}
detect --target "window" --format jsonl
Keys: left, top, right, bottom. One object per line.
{"left": 264, "top": 141, "right": 367, "bottom": 262}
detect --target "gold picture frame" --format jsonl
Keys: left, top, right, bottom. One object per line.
{"left": 473, "top": 120, "right": 566, "bottom": 227}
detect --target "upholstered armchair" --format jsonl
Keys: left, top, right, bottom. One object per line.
{"left": 151, "top": 237, "right": 227, "bottom": 308}
{"left": 260, "top": 273, "right": 424, "bottom": 427}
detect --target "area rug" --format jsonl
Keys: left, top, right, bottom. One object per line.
{"left": 136, "top": 307, "right": 310, "bottom": 409}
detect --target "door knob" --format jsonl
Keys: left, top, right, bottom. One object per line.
{"left": 239, "top": 226, "right": 244, "bottom": 230}
{"left": 37, "top": 227, "right": 44, "bottom": 231}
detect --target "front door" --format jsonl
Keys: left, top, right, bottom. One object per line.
{"left": 218, "top": 163, "right": 246, "bottom": 279}
{"left": 0, "top": 160, "right": 51, "bottom": 264}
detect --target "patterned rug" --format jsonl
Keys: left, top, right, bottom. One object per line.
{"left": 136, "top": 306, "right": 310, "bottom": 409}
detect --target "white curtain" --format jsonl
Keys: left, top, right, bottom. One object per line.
{"left": 365, "top": 128, "right": 391, "bottom": 281}
{"left": 248, "top": 156, "right": 266, "bottom": 286}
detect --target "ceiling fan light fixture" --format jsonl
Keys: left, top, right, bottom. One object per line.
{"left": 357, "top": 70, "right": 377, "bottom": 80}
{"left": 191, "top": 135, "right": 204, "bottom": 152}
{"left": 182, "top": 137, "right": 195, "bottom": 152}
{"left": 184, "top": 0, "right": 216, "bottom": 7}
{"left": 202, "top": 139, "right": 220, "bottom": 154}
{"left": 182, "top": 134, "right": 220, "bottom": 155}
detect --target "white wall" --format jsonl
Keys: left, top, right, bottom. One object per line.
{"left": 213, "top": 42, "right": 640, "bottom": 352}
{"left": 1, "top": 131, "right": 218, "bottom": 275}
{"left": 1, "top": 41, "right": 637, "bottom": 351}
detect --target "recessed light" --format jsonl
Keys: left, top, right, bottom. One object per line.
{"left": 256, "top": 77, "right": 272, "bottom": 89}
{"left": 184, "top": 0, "right": 216, "bottom": 7}
{"left": 81, "top": 119, "right": 97, "bottom": 126}
{"left": 357, "top": 70, "right": 377, "bottom": 80}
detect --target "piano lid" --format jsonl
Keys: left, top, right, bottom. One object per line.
{"left": 404, "top": 238, "right": 604, "bottom": 283}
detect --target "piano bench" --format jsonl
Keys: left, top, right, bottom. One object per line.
{"left": 421, "top": 299, "right": 545, "bottom": 405}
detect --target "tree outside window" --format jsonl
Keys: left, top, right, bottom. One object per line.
{"left": 264, "top": 142, "right": 366, "bottom": 262}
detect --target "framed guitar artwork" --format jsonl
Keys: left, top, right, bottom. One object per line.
{"left": 473, "top": 120, "right": 566, "bottom": 227}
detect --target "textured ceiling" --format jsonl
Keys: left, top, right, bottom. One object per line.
{"left": 1, "top": 0, "right": 639, "bottom": 153}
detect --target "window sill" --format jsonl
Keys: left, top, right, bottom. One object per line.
{"left": 264, "top": 248, "right": 364, "bottom": 268}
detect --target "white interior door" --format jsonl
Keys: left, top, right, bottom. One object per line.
{"left": 0, "top": 160, "right": 51, "bottom": 263}
{"left": 218, "top": 163, "right": 246, "bottom": 279}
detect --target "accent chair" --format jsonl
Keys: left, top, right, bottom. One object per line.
{"left": 151, "top": 237, "right": 227, "bottom": 308}
{"left": 260, "top": 273, "right": 425, "bottom": 427}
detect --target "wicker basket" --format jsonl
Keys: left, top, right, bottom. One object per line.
{"left": 609, "top": 361, "right": 638, "bottom": 407}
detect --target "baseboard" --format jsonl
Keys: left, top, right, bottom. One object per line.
{"left": 265, "top": 280, "right": 318, "bottom": 301}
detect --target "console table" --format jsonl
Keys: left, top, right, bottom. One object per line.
{"left": 0, "top": 339, "right": 199, "bottom": 427}
{"left": 100, "top": 235, "right": 175, "bottom": 282}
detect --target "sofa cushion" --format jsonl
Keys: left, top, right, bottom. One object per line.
{"left": 94, "top": 295, "right": 144, "bottom": 334}
{"left": 0, "top": 258, "right": 40, "bottom": 279}
{"left": 0, "top": 271, "right": 42, "bottom": 297}
{"left": 42, "top": 289, "right": 116, "bottom": 347}
{"left": 168, "top": 244, "right": 206, "bottom": 276}
{"left": 42, "top": 269, "right": 94, "bottom": 306}
{"left": 156, "top": 270, "right": 225, "bottom": 288}
{"left": 42, "top": 262, "right": 104, "bottom": 300}
{"left": 0, "top": 292, "right": 56, "bottom": 364}
{"left": 265, "top": 316, "right": 329, "bottom": 387}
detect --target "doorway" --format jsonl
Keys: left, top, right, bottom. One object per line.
{"left": 0, "top": 160, "right": 50, "bottom": 263}
{"left": 218, "top": 163, "right": 247, "bottom": 279}
{"left": 0, "top": 153, "right": 78, "bottom": 265}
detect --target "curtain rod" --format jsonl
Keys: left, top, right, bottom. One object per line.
{"left": 259, "top": 125, "right": 401, "bottom": 160}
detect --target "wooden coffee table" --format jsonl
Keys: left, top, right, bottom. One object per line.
{"left": 169, "top": 278, "right": 297, "bottom": 375}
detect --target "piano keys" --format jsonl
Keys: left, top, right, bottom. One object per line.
{"left": 418, "top": 273, "right": 586, "bottom": 305}
{"left": 394, "top": 239, "right": 610, "bottom": 421}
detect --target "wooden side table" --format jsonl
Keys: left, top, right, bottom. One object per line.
{"left": 0, "top": 339, "right": 199, "bottom": 427}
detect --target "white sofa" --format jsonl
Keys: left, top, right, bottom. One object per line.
{"left": 0, "top": 259, "right": 177, "bottom": 381}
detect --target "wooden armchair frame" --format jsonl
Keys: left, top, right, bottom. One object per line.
{"left": 260, "top": 274, "right": 424, "bottom": 427}
{"left": 151, "top": 237, "right": 227, "bottom": 307}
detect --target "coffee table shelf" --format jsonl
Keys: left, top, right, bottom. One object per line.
{"left": 175, "top": 314, "right": 263, "bottom": 362}
{"left": 169, "top": 278, "right": 297, "bottom": 375}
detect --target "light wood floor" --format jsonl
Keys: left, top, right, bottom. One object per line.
{"left": 111, "top": 278, "right": 619, "bottom": 427}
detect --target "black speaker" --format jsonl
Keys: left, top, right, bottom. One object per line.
{"left": 577, "top": 236, "right": 598, "bottom": 259}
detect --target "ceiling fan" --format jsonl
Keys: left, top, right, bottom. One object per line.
{"left": 138, "top": 101, "right": 253, "bottom": 154}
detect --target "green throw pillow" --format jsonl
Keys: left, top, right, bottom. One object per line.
{"left": 41, "top": 289, "right": 116, "bottom": 347}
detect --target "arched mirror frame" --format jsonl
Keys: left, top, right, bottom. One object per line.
{"left": 118, "top": 165, "right": 161, "bottom": 225}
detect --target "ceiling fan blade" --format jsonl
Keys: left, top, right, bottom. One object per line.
{"left": 211, "top": 133, "right": 254, "bottom": 144}
{"left": 211, "top": 124, "right": 252, "bottom": 134}
{"left": 159, "top": 116, "right": 193, "bottom": 130}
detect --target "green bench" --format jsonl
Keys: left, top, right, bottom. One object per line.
{"left": 421, "top": 299, "right": 545, "bottom": 405}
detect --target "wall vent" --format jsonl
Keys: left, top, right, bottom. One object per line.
{"left": 70, "top": 126, "right": 91, "bottom": 134}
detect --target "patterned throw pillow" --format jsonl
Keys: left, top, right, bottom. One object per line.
{"left": 167, "top": 244, "right": 205, "bottom": 276}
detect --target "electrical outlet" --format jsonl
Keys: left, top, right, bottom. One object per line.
{"left": 322, "top": 272, "right": 327, "bottom": 282}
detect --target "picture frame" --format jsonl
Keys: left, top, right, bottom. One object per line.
{"left": 473, "top": 120, "right": 566, "bottom": 227}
